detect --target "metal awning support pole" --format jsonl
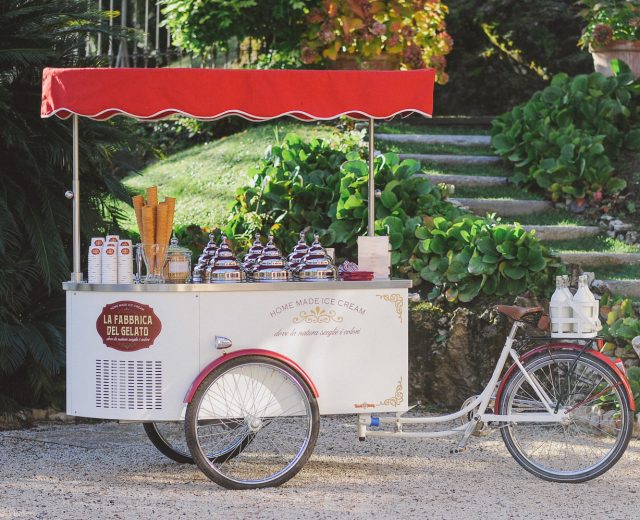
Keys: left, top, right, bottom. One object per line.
{"left": 367, "top": 118, "right": 375, "bottom": 237}
{"left": 71, "top": 115, "right": 82, "bottom": 282}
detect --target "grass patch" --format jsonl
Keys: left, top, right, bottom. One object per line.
{"left": 379, "top": 141, "right": 492, "bottom": 156}
{"left": 499, "top": 209, "right": 593, "bottom": 226}
{"left": 594, "top": 264, "right": 640, "bottom": 280}
{"left": 550, "top": 236, "right": 640, "bottom": 254}
{"left": 418, "top": 162, "right": 510, "bottom": 178}
{"left": 453, "top": 185, "right": 543, "bottom": 200}
{"left": 376, "top": 122, "right": 490, "bottom": 136}
{"left": 121, "top": 122, "right": 339, "bottom": 230}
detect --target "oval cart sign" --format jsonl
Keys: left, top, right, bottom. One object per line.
{"left": 96, "top": 301, "right": 162, "bottom": 352}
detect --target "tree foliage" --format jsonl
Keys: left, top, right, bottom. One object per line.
{"left": 161, "top": 0, "right": 314, "bottom": 59}
{"left": 437, "top": 0, "right": 592, "bottom": 115}
{"left": 0, "top": 0, "right": 142, "bottom": 409}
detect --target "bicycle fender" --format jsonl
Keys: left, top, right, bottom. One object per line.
{"left": 184, "top": 349, "right": 319, "bottom": 403}
{"left": 495, "top": 343, "right": 635, "bottom": 412}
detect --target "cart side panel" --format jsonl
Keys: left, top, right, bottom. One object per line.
{"left": 199, "top": 288, "right": 408, "bottom": 415}
{"left": 66, "top": 290, "right": 199, "bottom": 420}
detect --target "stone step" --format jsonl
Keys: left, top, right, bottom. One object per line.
{"left": 404, "top": 115, "right": 496, "bottom": 127}
{"left": 522, "top": 225, "right": 602, "bottom": 241}
{"left": 451, "top": 198, "right": 552, "bottom": 217}
{"left": 558, "top": 252, "right": 640, "bottom": 268}
{"left": 399, "top": 153, "right": 501, "bottom": 166}
{"left": 595, "top": 279, "right": 640, "bottom": 298}
{"left": 377, "top": 133, "right": 492, "bottom": 147}
{"left": 416, "top": 173, "right": 507, "bottom": 188}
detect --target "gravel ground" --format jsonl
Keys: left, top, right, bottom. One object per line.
{"left": 0, "top": 418, "right": 639, "bottom": 520}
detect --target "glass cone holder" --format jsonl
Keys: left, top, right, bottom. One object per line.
{"left": 141, "top": 243, "right": 168, "bottom": 284}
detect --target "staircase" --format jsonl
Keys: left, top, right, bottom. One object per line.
{"left": 376, "top": 120, "right": 640, "bottom": 297}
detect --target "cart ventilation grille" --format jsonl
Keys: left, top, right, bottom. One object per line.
{"left": 95, "top": 360, "right": 163, "bottom": 410}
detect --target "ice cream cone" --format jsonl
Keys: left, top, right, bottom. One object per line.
{"left": 165, "top": 197, "right": 176, "bottom": 244}
{"left": 132, "top": 195, "right": 145, "bottom": 238}
{"left": 156, "top": 202, "right": 168, "bottom": 247}
{"left": 142, "top": 205, "right": 155, "bottom": 272}
{"left": 146, "top": 186, "right": 158, "bottom": 208}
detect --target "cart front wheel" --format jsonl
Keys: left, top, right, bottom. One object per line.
{"left": 185, "top": 355, "right": 319, "bottom": 489}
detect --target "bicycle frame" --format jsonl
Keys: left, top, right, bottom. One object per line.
{"left": 357, "top": 321, "right": 566, "bottom": 451}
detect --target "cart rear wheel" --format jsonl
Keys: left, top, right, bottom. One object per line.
{"left": 143, "top": 422, "right": 193, "bottom": 464}
{"left": 185, "top": 356, "right": 319, "bottom": 489}
{"left": 144, "top": 421, "right": 253, "bottom": 465}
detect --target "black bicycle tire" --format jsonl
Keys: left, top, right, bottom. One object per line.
{"left": 143, "top": 422, "right": 193, "bottom": 464}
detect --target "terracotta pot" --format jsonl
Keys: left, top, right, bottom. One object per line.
{"left": 590, "top": 41, "right": 640, "bottom": 78}
{"left": 326, "top": 54, "right": 400, "bottom": 70}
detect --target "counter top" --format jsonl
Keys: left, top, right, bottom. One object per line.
{"left": 63, "top": 279, "right": 412, "bottom": 292}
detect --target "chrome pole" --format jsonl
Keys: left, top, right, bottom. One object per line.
{"left": 72, "top": 115, "right": 83, "bottom": 282}
{"left": 367, "top": 118, "right": 375, "bottom": 237}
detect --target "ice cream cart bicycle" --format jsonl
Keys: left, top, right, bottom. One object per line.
{"left": 41, "top": 68, "right": 635, "bottom": 490}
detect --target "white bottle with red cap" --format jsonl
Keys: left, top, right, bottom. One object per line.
{"left": 572, "top": 275, "right": 600, "bottom": 336}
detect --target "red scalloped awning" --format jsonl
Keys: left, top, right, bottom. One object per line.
{"left": 41, "top": 68, "right": 434, "bottom": 121}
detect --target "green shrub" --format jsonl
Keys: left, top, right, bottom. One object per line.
{"left": 330, "top": 154, "right": 462, "bottom": 270}
{"left": 225, "top": 132, "right": 559, "bottom": 303}
{"left": 412, "top": 217, "right": 561, "bottom": 302}
{"left": 491, "top": 69, "right": 640, "bottom": 203}
{"left": 224, "top": 132, "right": 362, "bottom": 251}
{"left": 601, "top": 295, "right": 640, "bottom": 346}
{"left": 599, "top": 295, "right": 640, "bottom": 409}
{"left": 225, "top": 133, "right": 460, "bottom": 270}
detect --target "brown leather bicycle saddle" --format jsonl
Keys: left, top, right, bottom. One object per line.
{"left": 495, "top": 305, "right": 549, "bottom": 331}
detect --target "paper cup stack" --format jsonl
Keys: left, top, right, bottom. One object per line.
{"left": 117, "top": 239, "right": 134, "bottom": 284}
{"left": 88, "top": 237, "right": 105, "bottom": 284}
{"left": 101, "top": 242, "right": 118, "bottom": 284}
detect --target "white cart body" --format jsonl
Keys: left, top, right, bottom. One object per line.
{"left": 65, "top": 281, "right": 409, "bottom": 420}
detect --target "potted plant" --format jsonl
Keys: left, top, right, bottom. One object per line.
{"left": 579, "top": 0, "right": 640, "bottom": 77}
{"left": 300, "top": 0, "right": 452, "bottom": 84}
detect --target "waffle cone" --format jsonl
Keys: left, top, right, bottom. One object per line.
{"left": 164, "top": 197, "right": 176, "bottom": 244}
{"left": 132, "top": 195, "right": 145, "bottom": 238}
{"left": 146, "top": 186, "right": 158, "bottom": 208}
{"left": 142, "top": 205, "right": 156, "bottom": 271}
{"left": 156, "top": 202, "right": 168, "bottom": 247}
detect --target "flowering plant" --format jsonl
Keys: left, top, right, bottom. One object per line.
{"left": 300, "top": 0, "right": 452, "bottom": 83}
{"left": 578, "top": 0, "right": 640, "bottom": 49}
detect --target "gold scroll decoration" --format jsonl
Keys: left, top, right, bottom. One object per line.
{"left": 378, "top": 377, "right": 404, "bottom": 407}
{"left": 292, "top": 306, "right": 344, "bottom": 324}
{"left": 376, "top": 293, "right": 404, "bottom": 323}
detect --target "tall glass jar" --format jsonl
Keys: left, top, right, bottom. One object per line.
{"left": 164, "top": 236, "right": 192, "bottom": 284}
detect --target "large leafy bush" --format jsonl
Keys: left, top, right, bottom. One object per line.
{"left": 491, "top": 69, "right": 640, "bottom": 203}
{"left": 412, "top": 217, "right": 560, "bottom": 302}
{"left": 226, "top": 132, "right": 559, "bottom": 302}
